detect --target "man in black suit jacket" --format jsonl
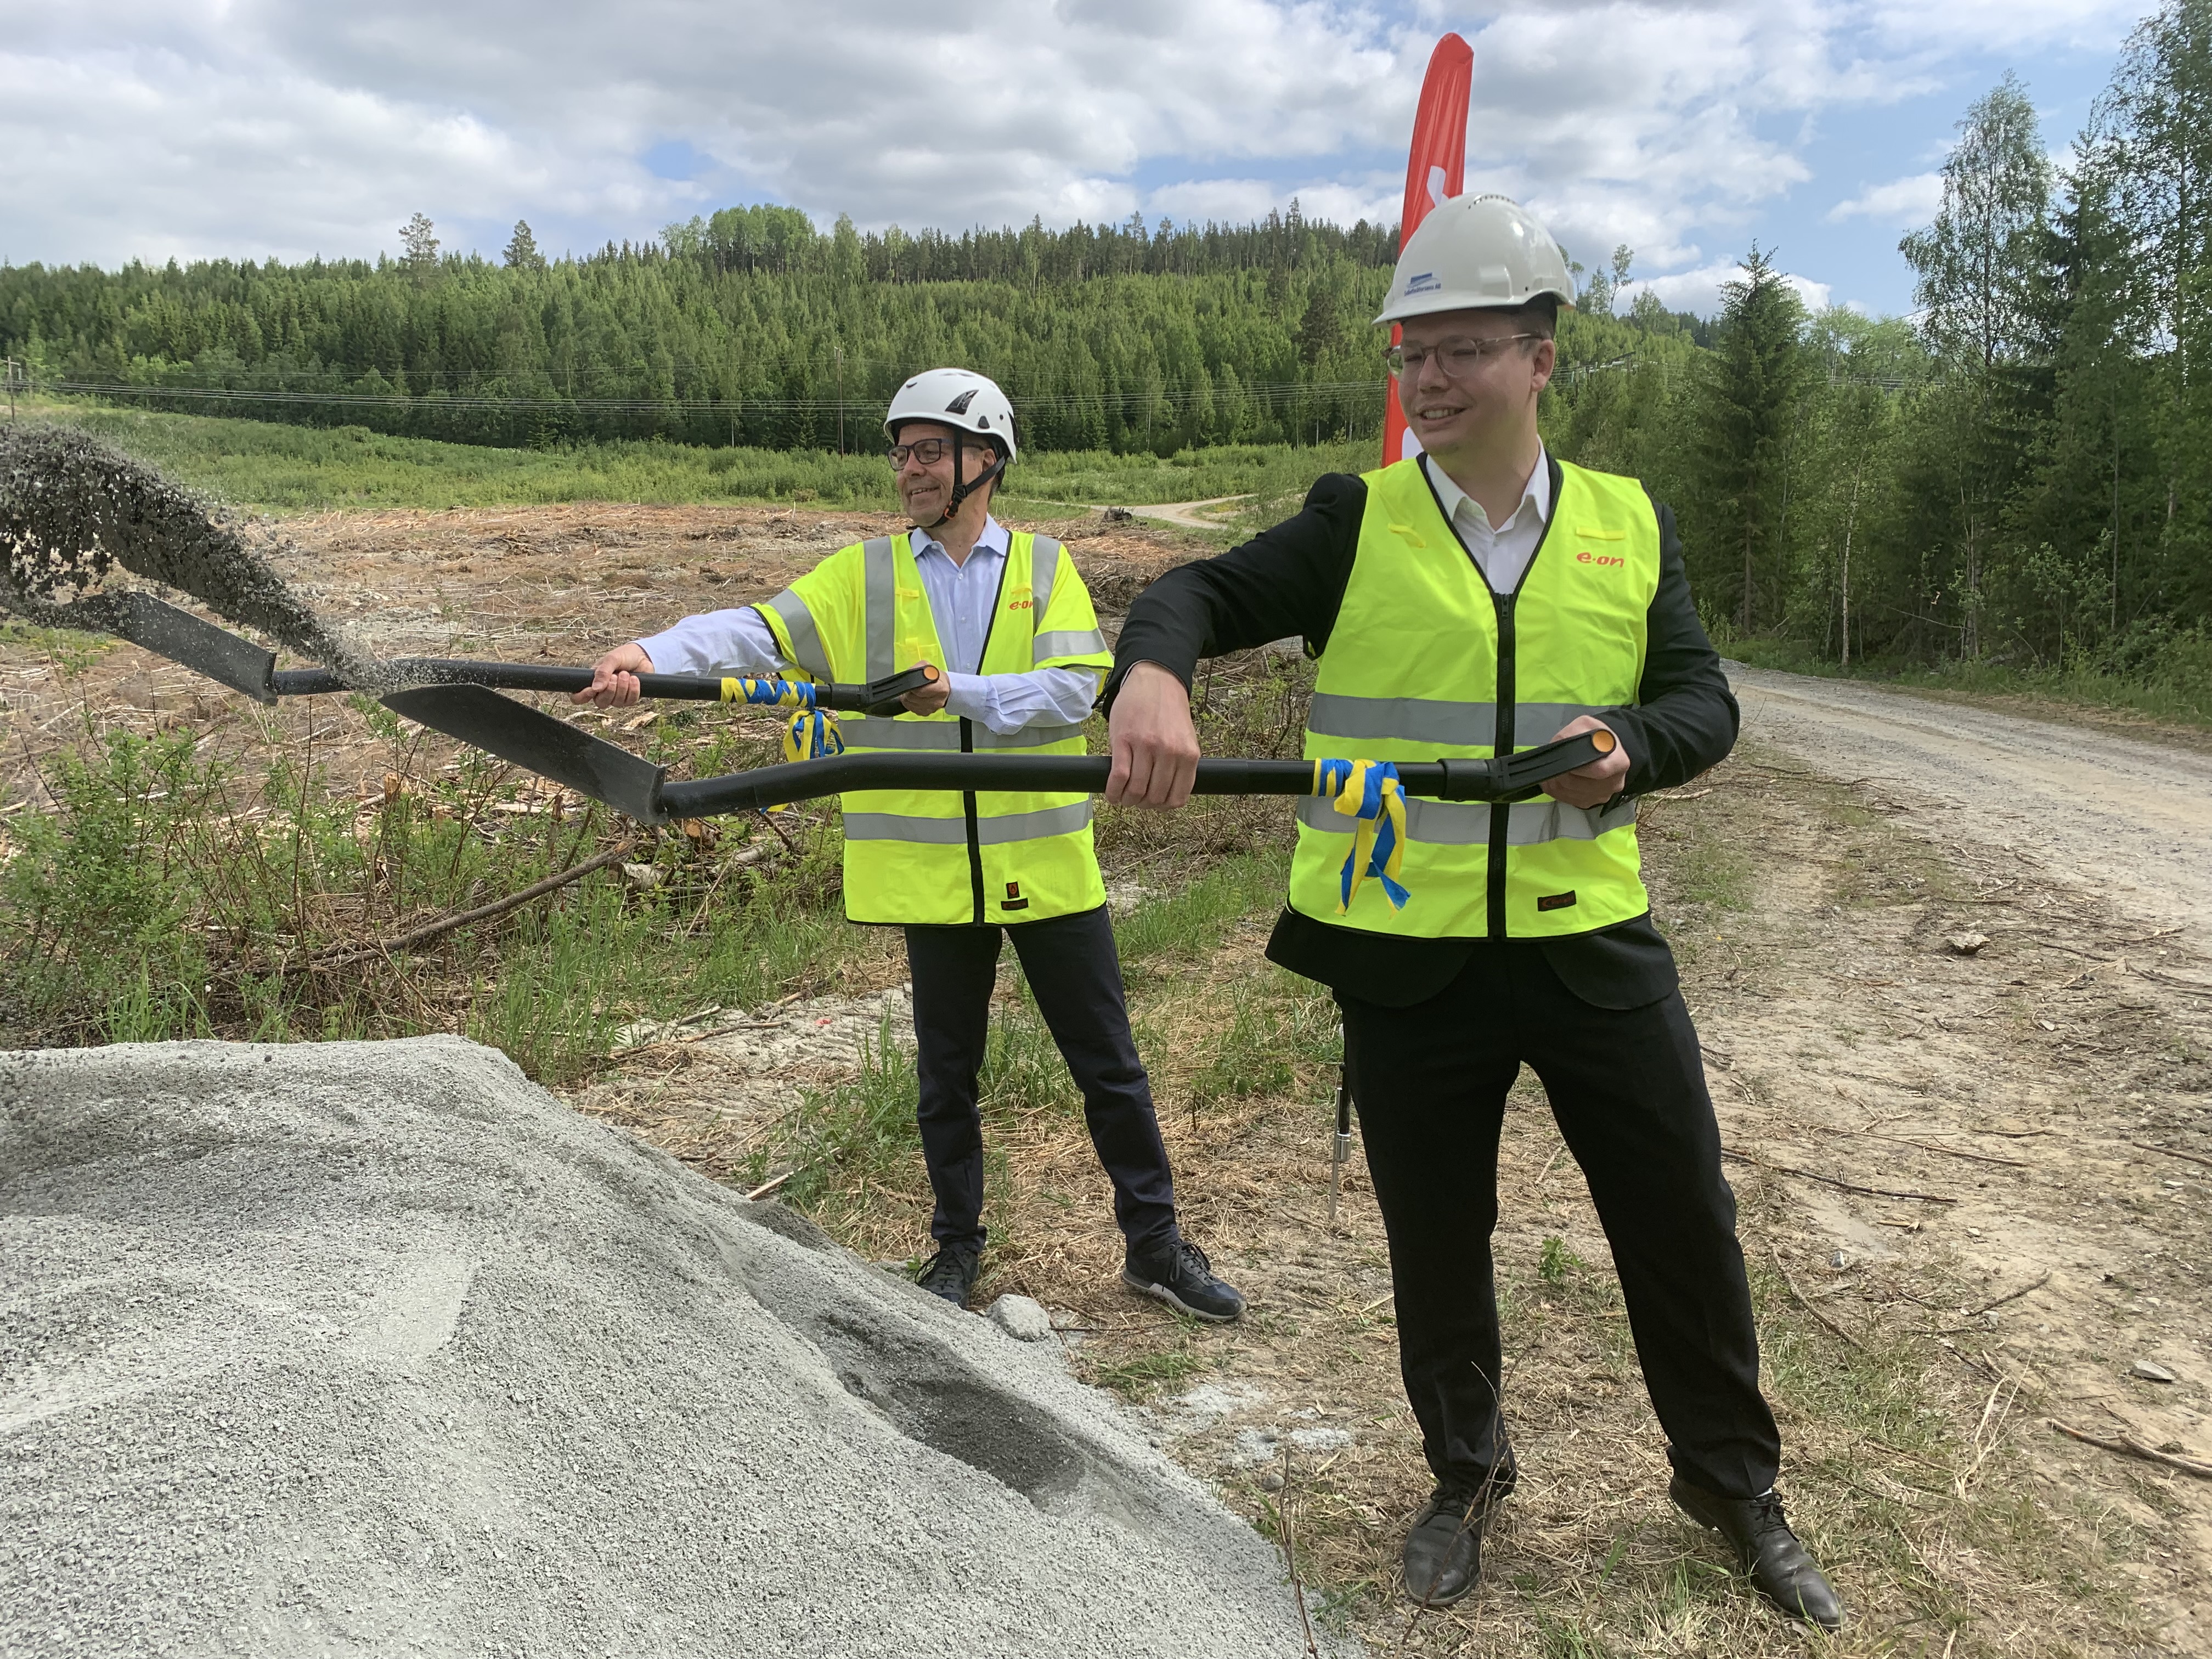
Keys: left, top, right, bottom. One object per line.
{"left": 1102, "top": 194, "right": 1841, "bottom": 1630}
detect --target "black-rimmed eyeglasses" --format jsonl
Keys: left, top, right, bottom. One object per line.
{"left": 888, "top": 438, "right": 958, "bottom": 467}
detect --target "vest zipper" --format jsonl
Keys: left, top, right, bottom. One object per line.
{"left": 1420, "top": 455, "right": 1563, "bottom": 939}
{"left": 963, "top": 548, "right": 1017, "bottom": 926}
{"left": 960, "top": 715, "right": 984, "bottom": 924}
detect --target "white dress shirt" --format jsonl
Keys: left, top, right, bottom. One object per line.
{"left": 1420, "top": 445, "right": 1553, "bottom": 595}
{"left": 634, "top": 515, "right": 1099, "bottom": 736}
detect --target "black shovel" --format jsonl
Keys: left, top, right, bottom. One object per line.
{"left": 65, "top": 590, "right": 940, "bottom": 714}
{"left": 379, "top": 681, "right": 1619, "bottom": 823}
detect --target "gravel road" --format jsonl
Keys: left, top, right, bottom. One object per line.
{"left": 1728, "top": 664, "right": 2212, "bottom": 940}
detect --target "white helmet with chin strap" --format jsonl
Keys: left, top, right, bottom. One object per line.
{"left": 885, "top": 368, "right": 1017, "bottom": 529}
{"left": 1374, "top": 193, "right": 1577, "bottom": 325}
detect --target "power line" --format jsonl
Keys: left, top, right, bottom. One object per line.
{"left": 32, "top": 376, "right": 1393, "bottom": 419}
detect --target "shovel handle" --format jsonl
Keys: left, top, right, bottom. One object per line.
{"left": 273, "top": 660, "right": 936, "bottom": 713}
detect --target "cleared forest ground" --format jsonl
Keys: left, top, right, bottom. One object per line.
{"left": 2, "top": 503, "right": 2206, "bottom": 1655}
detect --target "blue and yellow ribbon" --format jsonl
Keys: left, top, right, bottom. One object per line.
{"left": 1312, "top": 758, "right": 1411, "bottom": 912}
{"left": 720, "top": 676, "right": 844, "bottom": 763}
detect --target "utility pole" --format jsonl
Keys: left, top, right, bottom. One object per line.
{"left": 834, "top": 347, "right": 845, "bottom": 455}
{"left": 3, "top": 357, "right": 20, "bottom": 420}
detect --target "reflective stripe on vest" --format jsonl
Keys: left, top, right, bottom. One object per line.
{"left": 758, "top": 588, "right": 834, "bottom": 682}
{"left": 843, "top": 800, "right": 1096, "bottom": 844}
{"left": 1294, "top": 794, "right": 1636, "bottom": 845}
{"left": 839, "top": 715, "right": 1089, "bottom": 751}
{"left": 1289, "top": 456, "right": 1660, "bottom": 940}
{"left": 1307, "top": 693, "right": 1612, "bottom": 748}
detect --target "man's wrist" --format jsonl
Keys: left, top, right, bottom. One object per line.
{"left": 1105, "top": 657, "right": 1192, "bottom": 711}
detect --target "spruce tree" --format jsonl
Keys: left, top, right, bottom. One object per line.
{"left": 503, "top": 221, "right": 546, "bottom": 271}
{"left": 1687, "top": 246, "right": 1809, "bottom": 634}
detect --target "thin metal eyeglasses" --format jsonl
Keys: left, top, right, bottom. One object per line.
{"left": 887, "top": 438, "right": 959, "bottom": 466}
{"left": 1385, "top": 334, "right": 1543, "bottom": 379}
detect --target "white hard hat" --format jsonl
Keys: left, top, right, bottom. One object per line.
{"left": 1374, "top": 194, "right": 1577, "bottom": 326}
{"left": 884, "top": 367, "right": 1017, "bottom": 460}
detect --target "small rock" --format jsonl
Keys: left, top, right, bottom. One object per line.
{"left": 1256, "top": 1469, "right": 1284, "bottom": 1492}
{"left": 2130, "top": 1359, "right": 2177, "bottom": 1384}
{"left": 985, "top": 1294, "right": 1056, "bottom": 1342}
{"left": 1100, "top": 505, "right": 1135, "bottom": 523}
{"left": 1947, "top": 932, "right": 1990, "bottom": 956}
{"left": 620, "top": 862, "right": 663, "bottom": 891}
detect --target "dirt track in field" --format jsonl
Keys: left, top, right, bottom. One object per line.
{"left": 1730, "top": 664, "right": 2212, "bottom": 938}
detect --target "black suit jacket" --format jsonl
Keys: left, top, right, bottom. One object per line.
{"left": 1106, "top": 458, "right": 1738, "bottom": 1010}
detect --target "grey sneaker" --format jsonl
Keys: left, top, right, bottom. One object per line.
{"left": 916, "top": 1243, "right": 983, "bottom": 1308}
{"left": 1121, "top": 1239, "right": 1246, "bottom": 1322}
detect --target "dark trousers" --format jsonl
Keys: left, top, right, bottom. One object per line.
{"left": 1341, "top": 946, "right": 1780, "bottom": 1501}
{"left": 904, "top": 904, "right": 1179, "bottom": 1255}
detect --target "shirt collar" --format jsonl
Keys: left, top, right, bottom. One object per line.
{"left": 909, "top": 515, "right": 1009, "bottom": 565}
{"left": 1423, "top": 445, "right": 1551, "bottom": 534}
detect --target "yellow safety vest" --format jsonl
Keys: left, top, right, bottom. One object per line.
{"left": 754, "top": 531, "right": 1113, "bottom": 926}
{"left": 1289, "top": 456, "right": 1659, "bottom": 939}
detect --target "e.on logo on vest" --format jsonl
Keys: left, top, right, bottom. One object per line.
{"left": 1574, "top": 526, "right": 1626, "bottom": 569}
{"left": 1005, "top": 584, "right": 1035, "bottom": 612}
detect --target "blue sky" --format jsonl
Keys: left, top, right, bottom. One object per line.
{"left": 0, "top": 1, "right": 2153, "bottom": 319}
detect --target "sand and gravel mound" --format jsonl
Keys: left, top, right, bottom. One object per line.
{"left": 1, "top": 1036, "right": 1335, "bottom": 1657}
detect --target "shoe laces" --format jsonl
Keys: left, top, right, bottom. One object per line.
{"left": 1745, "top": 1489, "right": 1795, "bottom": 1542}
{"left": 1420, "top": 1483, "right": 1486, "bottom": 1526}
{"left": 921, "top": 1245, "right": 977, "bottom": 1284}
{"left": 1175, "top": 1240, "right": 1214, "bottom": 1280}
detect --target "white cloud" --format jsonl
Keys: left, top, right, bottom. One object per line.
{"left": 1826, "top": 172, "right": 1945, "bottom": 225}
{"left": 1620, "top": 261, "right": 1832, "bottom": 319}
{"left": 0, "top": 0, "right": 2146, "bottom": 302}
{"left": 1143, "top": 175, "right": 1400, "bottom": 229}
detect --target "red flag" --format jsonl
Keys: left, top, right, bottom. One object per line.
{"left": 1383, "top": 33, "right": 1474, "bottom": 467}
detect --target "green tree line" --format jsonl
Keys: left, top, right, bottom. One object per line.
{"left": 1, "top": 205, "right": 1426, "bottom": 454}
{"left": 1551, "top": 0, "right": 2212, "bottom": 683}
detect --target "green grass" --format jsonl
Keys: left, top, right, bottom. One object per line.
{"left": 1114, "top": 848, "right": 1291, "bottom": 975}
{"left": 0, "top": 618, "right": 113, "bottom": 676}
{"left": 0, "top": 709, "right": 865, "bottom": 1081}
{"left": 24, "top": 399, "right": 1375, "bottom": 517}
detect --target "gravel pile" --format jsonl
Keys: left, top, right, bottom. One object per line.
{"left": 1, "top": 1037, "right": 1338, "bottom": 1657}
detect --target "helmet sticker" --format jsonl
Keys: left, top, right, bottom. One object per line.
{"left": 945, "top": 390, "right": 978, "bottom": 414}
{"left": 1405, "top": 272, "right": 1442, "bottom": 296}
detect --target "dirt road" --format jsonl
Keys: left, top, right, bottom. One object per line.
{"left": 1730, "top": 664, "right": 2212, "bottom": 936}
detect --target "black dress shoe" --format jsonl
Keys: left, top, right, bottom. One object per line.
{"left": 916, "top": 1243, "right": 983, "bottom": 1307}
{"left": 1670, "top": 1476, "right": 1844, "bottom": 1629}
{"left": 1401, "top": 1484, "right": 1494, "bottom": 1607}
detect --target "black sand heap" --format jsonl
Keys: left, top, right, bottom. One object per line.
{"left": 0, "top": 424, "right": 383, "bottom": 686}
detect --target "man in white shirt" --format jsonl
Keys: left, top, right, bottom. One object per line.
{"left": 577, "top": 370, "right": 1245, "bottom": 1323}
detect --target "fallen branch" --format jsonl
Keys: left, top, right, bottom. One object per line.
{"left": 2134, "top": 1142, "right": 2212, "bottom": 1173}
{"left": 2049, "top": 1420, "right": 2212, "bottom": 1481}
{"left": 1763, "top": 1240, "right": 1868, "bottom": 1352}
{"left": 1723, "top": 1148, "right": 1959, "bottom": 1204}
{"left": 1826, "top": 1125, "right": 2032, "bottom": 1169}
{"left": 1966, "top": 1271, "right": 2051, "bottom": 1318}
{"left": 307, "top": 838, "right": 637, "bottom": 967}
{"left": 1280, "top": 1443, "right": 1321, "bottom": 1659}
{"left": 743, "top": 1168, "right": 799, "bottom": 1202}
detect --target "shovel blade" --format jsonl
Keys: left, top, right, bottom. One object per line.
{"left": 382, "top": 685, "right": 668, "bottom": 823}
{"left": 111, "top": 592, "right": 276, "bottom": 703}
